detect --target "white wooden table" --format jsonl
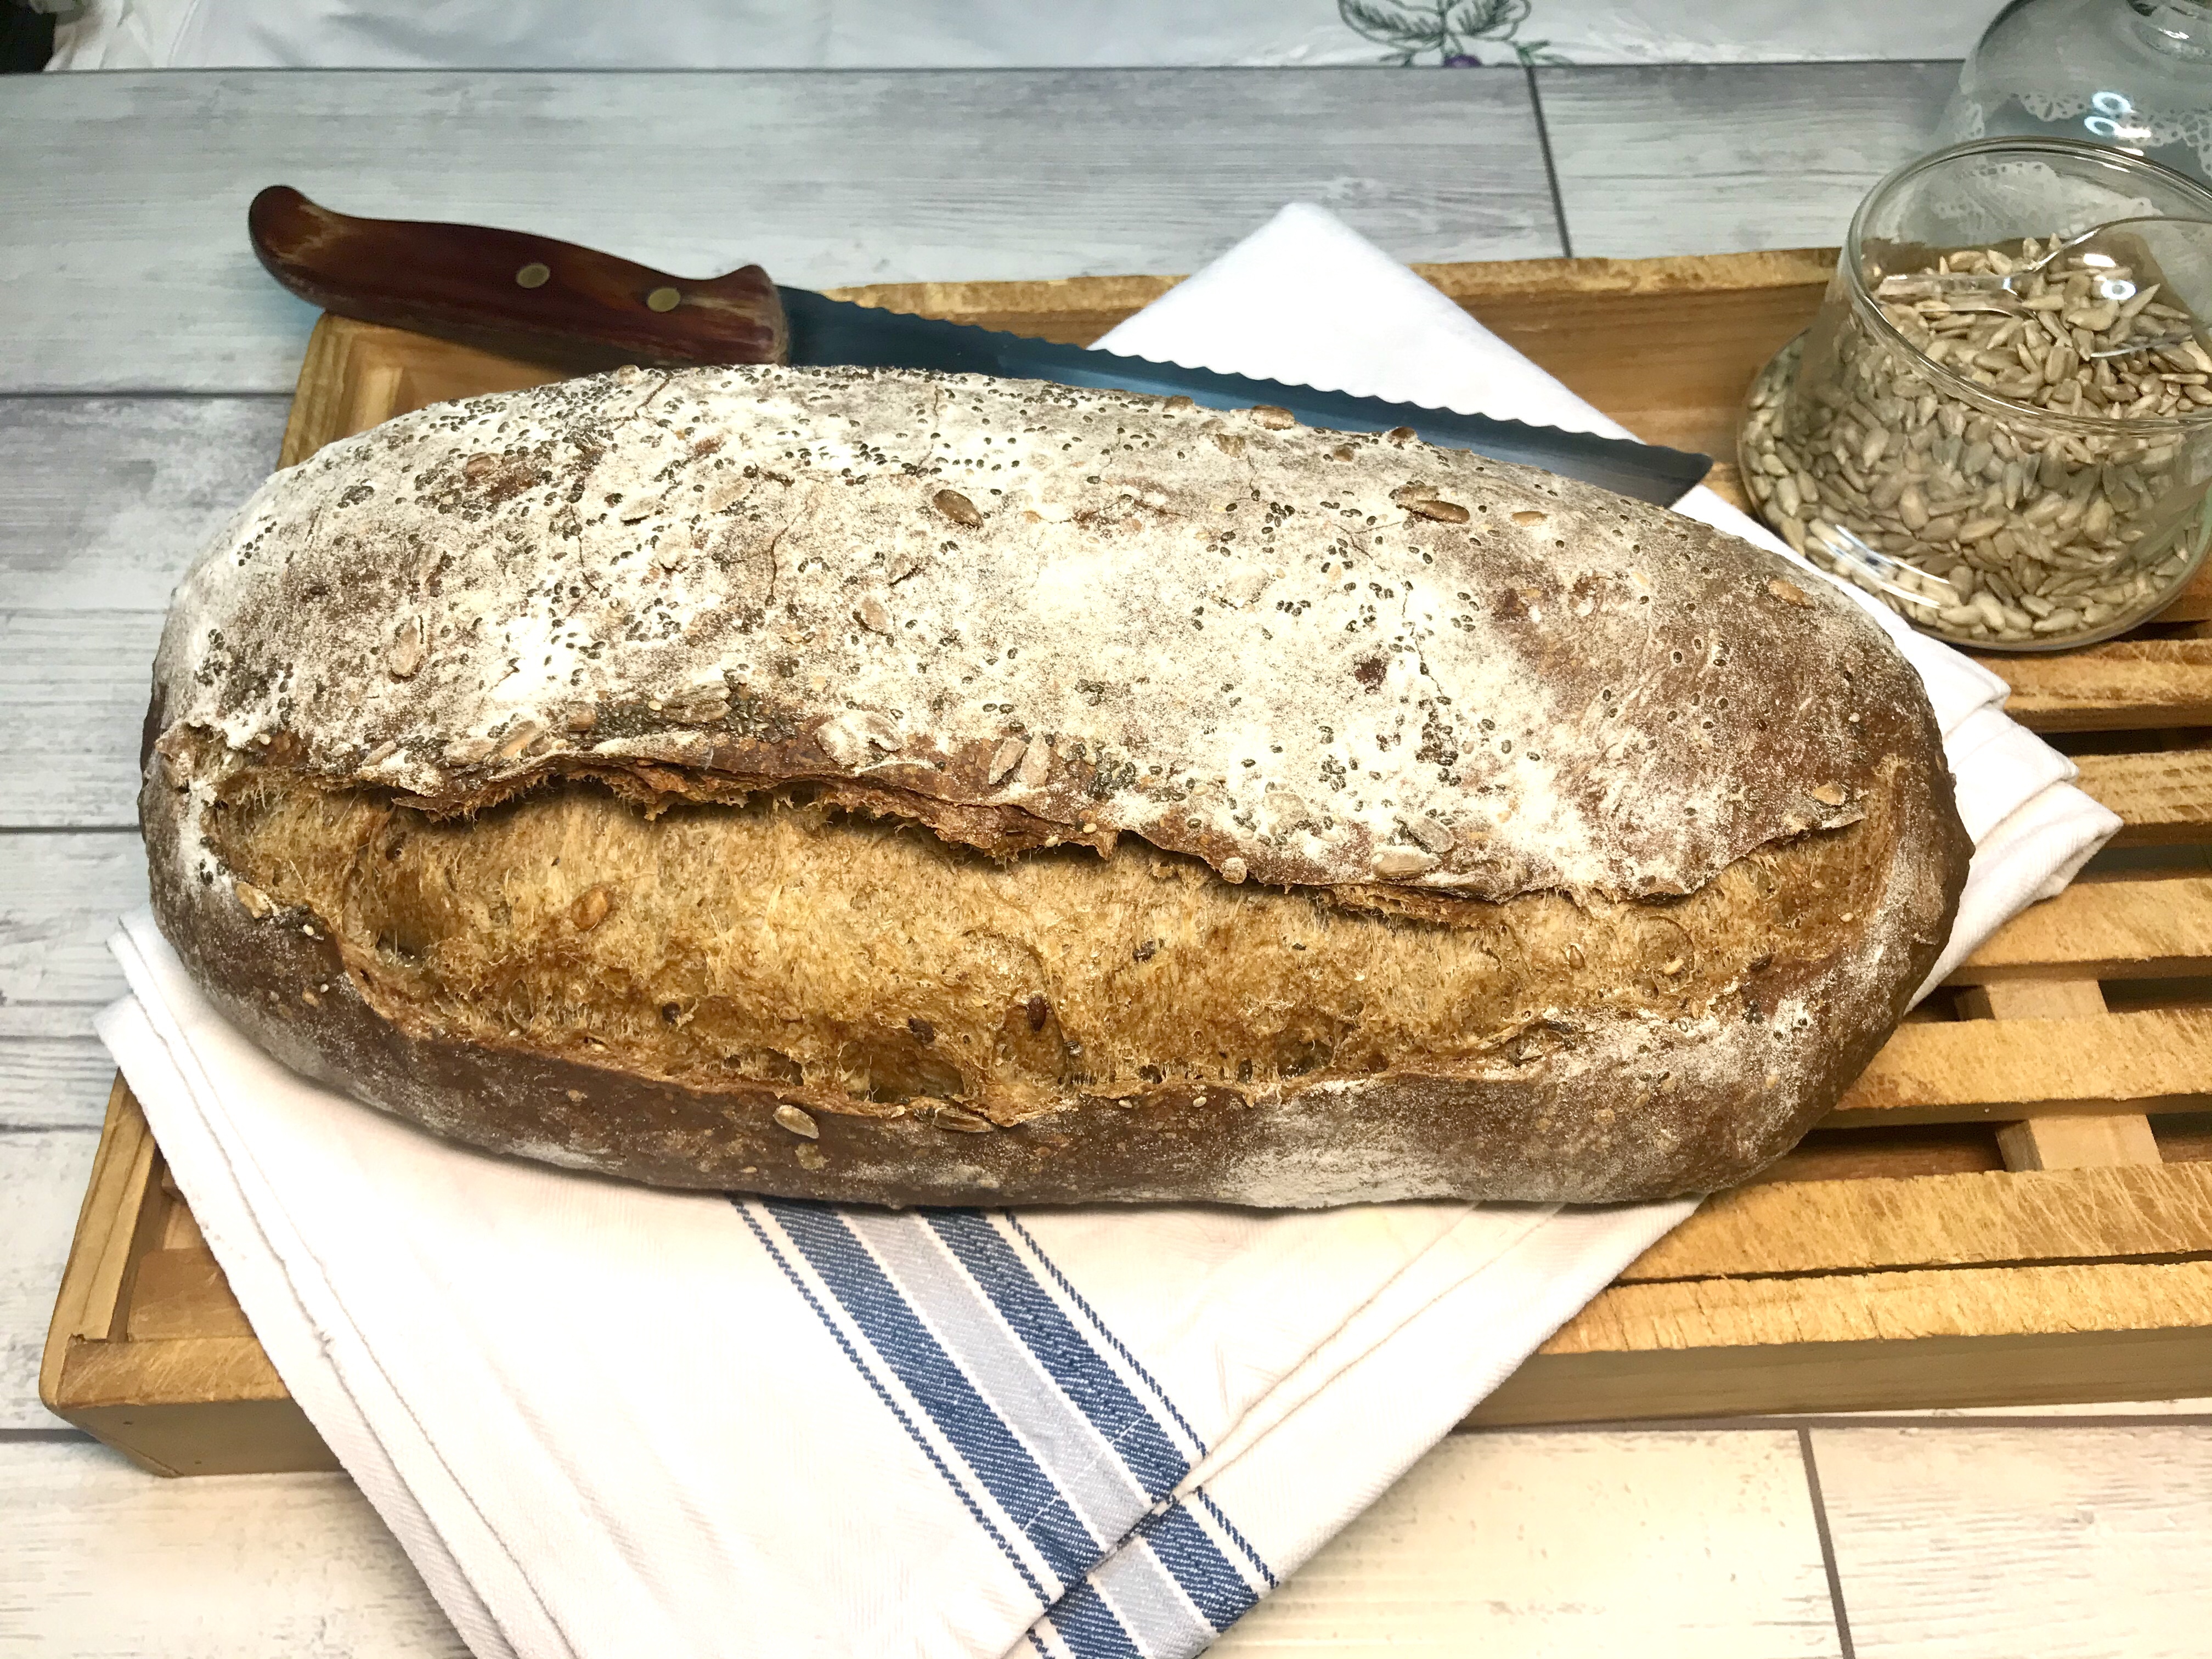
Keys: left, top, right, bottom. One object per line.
{"left": 4, "top": 61, "right": 2210, "bottom": 1658}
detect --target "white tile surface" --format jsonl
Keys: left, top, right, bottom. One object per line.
{"left": 1813, "top": 1425, "right": 2212, "bottom": 1658}
{"left": 0, "top": 69, "right": 1561, "bottom": 394}
{"left": 1217, "top": 1429, "right": 1844, "bottom": 1657}
{"left": 1538, "top": 61, "right": 1960, "bottom": 259}
{"left": 0, "top": 1129, "right": 100, "bottom": 1428}
{"left": 0, "top": 1438, "right": 467, "bottom": 1658}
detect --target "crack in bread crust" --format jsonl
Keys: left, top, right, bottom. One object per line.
{"left": 140, "top": 364, "right": 1973, "bottom": 1205}
{"left": 157, "top": 364, "right": 1899, "bottom": 904}
{"left": 202, "top": 772, "right": 1898, "bottom": 1127}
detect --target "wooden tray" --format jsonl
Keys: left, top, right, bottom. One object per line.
{"left": 44, "top": 251, "right": 2212, "bottom": 1476}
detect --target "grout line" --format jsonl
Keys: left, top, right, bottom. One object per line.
{"left": 0, "top": 823, "right": 142, "bottom": 836}
{"left": 1522, "top": 64, "right": 1573, "bottom": 261}
{"left": 1798, "top": 1427, "right": 1858, "bottom": 1659}
{"left": 0, "top": 1427, "right": 95, "bottom": 1444}
{"left": 1, "top": 1123, "right": 106, "bottom": 1136}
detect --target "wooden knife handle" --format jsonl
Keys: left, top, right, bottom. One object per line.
{"left": 248, "top": 184, "right": 787, "bottom": 371}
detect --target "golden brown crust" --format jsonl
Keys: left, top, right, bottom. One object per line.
{"left": 140, "top": 366, "right": 1971, "bottom": 1205}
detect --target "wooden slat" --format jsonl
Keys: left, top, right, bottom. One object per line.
{"left": 1620, "top": 1163, "right": 2212, "bottom": 1284}
{"left": 1552, "top": 1258, "right": 2212, "bottom": 1353}
{"left": 1977, "top": 642, "right": 2212, "bottom": 732}
{"left": 1958, "top": 979, "right": 2166, "bottom": 1170}
{"left": 0, "top": 394, "right": 290, "bottom": 612}
{"left": 2154, "top": 560, "right": 2212, "bottom": 623}
{"left": 1830, "top": 1008, "right": 2212, "bottom": 1126}
{"left": 1476, "top": 1261, "right": 2212, "bottom": 1424}
{"left": 1951, "top": 876, "right": 2212, "bottom": 982}
{"left": 2002, "top": 1115, "right": 2166, "bottom": 1170}
{"left": 125, "top": 1250, "right": 255, "bottom": 1343}
{"left": 2075, "top": 750, "right": 2212, "bottom": 845}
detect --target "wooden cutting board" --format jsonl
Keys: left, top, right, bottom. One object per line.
{"left": 44, "top": 247, "right": 2212, "bottom": 1475}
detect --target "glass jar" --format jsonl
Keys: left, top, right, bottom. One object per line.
{"left": 1940, "top": 0, "right": 2212, "bottom": 189}
{"left": 1740, "top": 138, "right": 2212, "bottom": 651}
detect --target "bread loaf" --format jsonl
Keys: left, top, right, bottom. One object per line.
{"left": 142, "top": 364, "right": 1968, "bottom": 1206}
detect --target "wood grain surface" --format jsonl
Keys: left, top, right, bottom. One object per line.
{"left": 0, "top": 1439, "right": 470, "bottom": 1658}
{"left": 1, "top": 1131, "right": 99, "bottom": 1429}
{"left": 0, "top": 68, "right": 1559, "bottom": 393}
{"left": 1833, "top": 1008, "right": 2212, "bottom": 1124}
{"left": 1813, "top": 1425, "right": 2212, "bottom": 1658}
{"left": 1536, "top": 61, "right": 1959, "bottom": 259}
{"left": 1215, "top": 1430, "right": 1843, "bottom": 1658}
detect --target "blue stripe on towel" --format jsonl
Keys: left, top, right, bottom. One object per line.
{"left": 1046, "top": 1582, "right": 1146, "bottom": 1659}
{"left": 1002, "top": 1213, "right": 1210, "bottom": 1457}
{"left": 761, "top": 1200, "right": 1105, "bottom": 1597}
{"left": 1196, "top": 1488, "right": 1276, "bottom": 1587}
{"left": 949, "top": 1214, "right": 1273, "bottom": 1625}
{"left": 1137, "top": 1504, "right": 1261, "bottom": 1632}
{"left": 923, "top": 1211, "right": 1190, "bottom": 1502}
{"left": 732, "top": 1201, "right": 1049, "bottom": 1606}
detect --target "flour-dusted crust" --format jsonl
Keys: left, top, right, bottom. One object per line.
{"left": 143, "top": 365, "right": 1970, "bottom": 1205}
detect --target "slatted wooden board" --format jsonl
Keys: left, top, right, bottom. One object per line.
{"left": 43, "top": 250, "right": 2212, "bottom": 1475}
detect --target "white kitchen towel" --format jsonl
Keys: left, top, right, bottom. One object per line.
{"left": 98, "top": 203, "right": 2113, "bottom": 1659}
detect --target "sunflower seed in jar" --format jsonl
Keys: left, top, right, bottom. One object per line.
{"left": 1743, "top": 228, "right": 2212, "bottom": 649}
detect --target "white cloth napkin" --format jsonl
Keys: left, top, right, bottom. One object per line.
{"left": 98, "top": 204, "right": 2115, "bottom": 1659}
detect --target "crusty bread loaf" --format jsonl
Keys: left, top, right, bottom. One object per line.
{"left": 142, "top": 364, "right": 1968, "bottom": 1205}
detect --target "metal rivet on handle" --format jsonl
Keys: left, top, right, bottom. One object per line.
{"left": 646, "top": 286, "right": 681, "bottom": 313}
{"left": 514, "top": 262, "right": 551, "bottom": 289}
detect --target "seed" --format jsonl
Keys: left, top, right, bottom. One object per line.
{"left": 569, "top": 885, "right": 612, "bottom": 932}
{"left": 928, "top": 1102, "right": 995, "bottom": 1133}
{"left": 495, "top": 720, "right": 543, "bottom": 761}
{"left": 1250, "top": 405, "right": 1296, "bottom": 430}
{"left": 1373, "top": 848, "right": 1434, "bottom": 877}
{"left": 1398, "top": 493, "right": 1470, "bottom": 524}
{"left": 1745, "top": 239, "right": 2212, "bottom": 649}
{"left": 987, "top": 736, "right": 1027, "bottom": 786}
{"left": 1767, "top": 577, "right": 1815, "bottom": 608}
{"left": 773, "top": 1104, "right": 819, "bottom": 1139}
{"left": 386, "top": 618, "right": 428, "bottom": 680}
{"left": 932, "top": 488, "right": 983, "bottom": 527}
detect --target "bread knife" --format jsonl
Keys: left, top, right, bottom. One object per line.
{"left": 248, "top": 186, "right": 1711, "bottom": 506}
